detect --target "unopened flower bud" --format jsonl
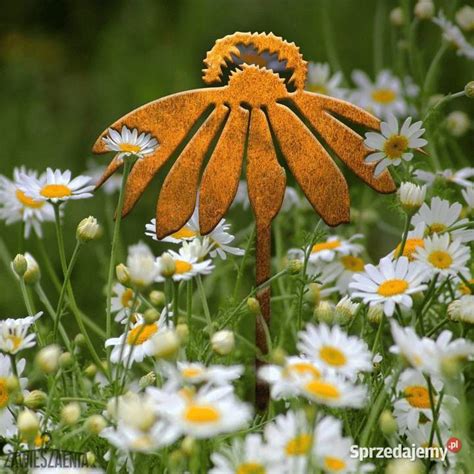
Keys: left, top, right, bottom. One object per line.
{"left": 379, "top": 410, "right": 397, "bottom": 435}
{"left": 367, "top": 304, "right": 384, "bottom": 325}
{"left": 35, "top": 345, "right": 62, "bottom": 374}
{"left": 139, "top": 371, "right": 156, "bottom": 390}
{"left": 84, "top": 414, "right": 106, "bottom": 435}
{"left": 6, "top": 375, "right": 20, "bottom": 393}
{"left": 305, "top": 283, "right": 321, "bottom": 306}
{"left": 160, "top": 253, "right": 176, "bottom": 278}
{"left": 456, "top": 6, "right": 474, "bottom": 32}
{"left": 149, "top": 290, "right": 166, "bottom": 307}
{"left": 86, "top": 452, "right": 96, "bottom": 467}
{"left": 335, "top": 297, "right": 359, "bottom": 325}
{"left": 448, "top": 296, "right": 474, "bottom": 324}
{"left": 446, "top": 111, "right": 470, "bottom": 137}
{"left": 59, "top": 352, "right": 74, "bottom": 369}
{"left": 23, "top": 253, "right": 40, "bottom": 285}
{"left": 153, "top": 330, "right": 180, "bottom": 359}
{"left": 176, "top": 323, "right": 189, "bottom": 344}
{"left": 211, "top": 330, "right": 235, "bottom": 355}
{"left": 398, "top": 182, "right": 426, "bottom": 215}
{"left": 287, "top": 259, "right": 303, "bottom": 274}
{"left": 84, "top": 363, "right": 98, "bottom": 379}
{"left": 12, "top": 392, "right": 24, "bottom": 405}
{"left": 414, "top": 1, "right": 434, "bottom": 20}
{"left": 12, "top": 254, "right": 28, "bottom": 277}
{"left": 76, "top": 216, "right": 102, "bottom": 243}
{"left": 61, "top": 402, "right": 81, "bottom": 426}
{"left": 465, "top": 81, "right": 474, "bottom": 99}
{"left": 143, "top": 308, "right": 160, "bottom": 324}
{"left": 390, "top": 7, "right": 404, "bottom": 26}
{"left": 18, "top": 409, "right": 39, "bottom": 441}
{"left": 116, "top": 263, "right": 130, "bottom": 286}
{"left": 24, "top": 390, "right": 47, "bottom": 409}
{"left": 314, "top": 301, "right": 335, "bottom": 324}
{"left": 181, "top": 436, "right": 197, "bottom": 456}
{"left": 269, "top": 347, "right": 287, "bottom": 366}
{"left": 247, "top": 297, "right": 261, "bottom": 315}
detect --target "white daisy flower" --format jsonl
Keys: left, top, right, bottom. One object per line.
{"left": 448, "top": 295, "right": 474, "bottom": 324}
{"left": 111, "top": 283, "right": 139, "bottom": 324}
{"left": 319, "top": 253, "right": 366, "bottom": 294}
{"left": 462, "top": 187, "right": 474, "bottom": 209}
{"left": 106, "top": 311, "right": 169, "bottom": 366}
{"left": 414, "top": 168, "right": 474, "bottom": 188}
{"left": 364, "top": 115, "right": 427, "bottom": 177}
{"left": 433, "top": 12, "right": 474, "bottom": 60}
{"left": 398, "top": 182, "right": 427, "bottom": 213}
{"left": 306, "top": 62, "right": 347, "bottom": 98}
{"left": 259, "top": 356, "right": 323, "bottom": 400}
{"left": 412, "top": 196, "right": 474, "bottom": 243}
{"left": 85, "top": 160, "right": 122, "bottom": 195}
{"left": 350, "top": 70, "right": 408, "bottom": 119}
{"left": 210, "top": 433, "right": 279, "bottom": 474}
{"left": 431, "top": 329, "right": 474, "bottom": 367}
{"left": 0, "top": 168, "right": 55, "bottom": 238}
{"left": 102, "top": 125, "right": 158, "bottom": 162}
{"left": 309, "top": 234, "right": 363, "bottom": 264}
{"left": 296, "top": 373, "right": 367, "bottom": 408}
{"left": 149, "top": 385, "right": 251, "bottom": 439}
{"left": 159, "top": 361, "right": 243, "bottom": 389}
{"left": 456, "top": 5, "right": 474, "bottom": 32}
{"left": 405, "top": 423, "right": 453, "bottom": 464}
{"left": 350, "top": 256, "right": 428, "bottom": 317}
{"left": 392, "top": 369, "right": 454, "bottom": 435}
{"left": 126, "top": 242, "right": 160, "bottom": 290}
{"left": 264, "top": 410, "right": 317, "bottom": 474}
{"left": 414, "top": 233, "right": 470, "bottom": 278}
{"left": 18, "top": 168, "right": 94, "bottom": 203}
{"left": 0, "top": 313, "right": 43, "bottom": 354}
{"left": 156, "top": 241, "right": 214, "bottom": 282}
{"left": 297, "top": 323, "right": 372, "bottom": 379}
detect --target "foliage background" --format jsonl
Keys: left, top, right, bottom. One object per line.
{"left": 0, "top": 0, "right": 473, "bottom": 319}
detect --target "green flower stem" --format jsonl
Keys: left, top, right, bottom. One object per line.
{"left": 60, "top": 397, "right": 106, "bottom": 407}
{"left": 423, "top": 90, "right": 466, "bottom": 122}
{"left": 371, "top": 313, "right": 385, "bottom": 354}
{"left": 105, "top": 158, "right": 133, "bottom": 341}
{"left": 19, "top": 278, "right": 44, "bottom": 347}
{"left": 196, "top": 275, "right": 213, "bottom": 336}
{"left": 422, "top": 42, "right": 450, "bottom": 107}
{"left": 9, "top": 354, "right": 18, "bottom": 378}
{"left": 172, "top": 281, "right": 180, "bottom": 322}
{"left": 186, "top": 280, "right": 193, "bottom": 324}
{"left": 54, "top": 240, "right": 82, "bottom": 340}
{"left": 426, "top": 377, "right": 445, "bottom": 450}
{"left": 373, "top": 0, "right": 387, "bottom": 74}
{"left": 53, "top": 204, "right": 68, "bottom": 275}
{"left": 36, "top": 236, "right": 62, "bottom": 292}
{"left": 397, "top": 213, "right": 412, "bottom": 258}
{"left": 426, "top": 317, "right": 448, "bottom": 337}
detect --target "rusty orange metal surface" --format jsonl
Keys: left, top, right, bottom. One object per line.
{"left": 93, "top": 32, "right": 398, "bottom": 407}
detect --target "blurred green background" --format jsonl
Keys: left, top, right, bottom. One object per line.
{"left": 1, "top": 0, "right": 473, "bottom": 319}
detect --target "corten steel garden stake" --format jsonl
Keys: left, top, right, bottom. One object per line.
{"left": 92, "top": 32, "right": 397, "bottom": 408}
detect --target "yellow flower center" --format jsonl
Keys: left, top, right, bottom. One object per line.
{"left": 120, "top": 288, "right": 134, "bottom": 308}
{"left": 312, "top": 240, "right": 341, "bottom": 253}
{"left": 184, "top": 404, "right": 220, "bottom": 424}
{"left": 340, "top": 255, "right": 364, "bottom": 271}
{"left": 119, "top": 143, "right": 141, "bottom": 153}
{"left": 396, "top": 238, "right": 424, "bottom": 260}
{"left": 236, "top": 463, "right": 266, "bottom": 474}
{"left": 285, "top": 434, "right": 313, "bottom": 456}
{"left": 181, "top": 367, "right": 203, "bottom": 378}
{"left": 130, "top": 435, "right": 153, "bottom": 450}
{"left": 371, "top": 88, "right": 396, "bottom": 104}
{"left": 427, "top": 223, "right": 447, "bottom": 234}
{"left": 324, "top": 456, "right": 347, "bottom": 472}
{"left": 171, "top": 227, "right": 198, "bottom": 240}
{"left": 0, "top": 379, "right": 9, "bottom": 408}
{"left": 126, "top": 323, "right": 158, "bottom": 345}
{"left": 175, "top": 260, "right": 193, "bottom": 274}
{"left": 40, "top": 184, "right": 72, "bottom": 199}
{"left": 383, "top": 135, "right": 409, "bottom": 159}
{"left": 459, "top": 279, "right": 474, "bottom": 295}
{"left": 378, "top": 279, "right": 409, "bottom": 296}
{"left": 308, "top": 84, "right": 328, "bottom": 95}
{"left": 404, "top": 385, "right": 432, "bottom": 409}
{"left": 304, "top": 379, "right": 340, "bottom": 400}
{"left": 428, "top": 250, "right": 453, "bottom": 269}
{"left": 6, "top": 335, "right": 22, "bottom": 351}
{"left": 319, "top": 346, "right": 347, "bottom": 367}
{"left": 34, "top": 433, "right": 50, "bottom": 448}
{"left": 15, "top": 190, "right": 44, "bottom": 209}
{"left": 287, "top": 362, "right": 321, "bottom": 378}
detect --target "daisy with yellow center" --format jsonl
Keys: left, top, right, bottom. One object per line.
{"left": 111, "top": 283, "right": 139, "bottom": 324}
{"left": 306, "top": 62, "right": 347, "bottom": 98}
{"left": 297, "top": 323, "right": 372, "bottom": 379}
{"left": 102, "top": 125, "right": 158, "bottom": 162}
{"left": 364, "top": 115, "right": 427, "bottom": 177}
{"left": 309, "top": 234, "right": 363, "bottom": 264}
{"left": 18, "top": 168, "right": 94, "bottom": 204}
{"left": 350, "top": 256, "right": 428, "bottom": 317}
{"left": 434, "top": 12, "right": 474, "bottom": 60}
{"left": 320, "top": 252, "right": 366, "bottom": 294}
{"left": 414, "top": 233, "right": 470, "bottom": 278}
{"left": 0, "top": 313, "right": 42, "bottom": 355}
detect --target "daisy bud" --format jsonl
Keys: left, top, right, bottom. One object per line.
{"left": 305, "top": 283, "right": 321, "bottom": 306}
{"left": 445, "top": 111, "right": 470, "bottom": 137}
{"left": 149, "top": 290, "right": 166, "bottom": 307}
{"left": 61, "top": 402, "right": 81, "bottom": 426}
{"left": 379, "top": 410, "right": 397, "bottom": 435}
{"left": 287, "top": 259, "right": 303, "bottom": 274}
{"left": 169, "top": 450, "right": 185, "bottom": 468}
{"left": 448, "top": 296, "right": 474, "bottom": 324}
{"left": 389, "top": 7, "right": 404, "bottom": 26}
{"left": 84, "top": 363, "right": 97, "bottom": 379}
{"left": 12, "top": 392, "right": 24, "bottom": 405}
{"left": 84, "top": 414, "right": 107, "bottom": 435}
{"left": 116, "top": 263, "right": 130, "bottom": 286}
{"left": 176, "top": 322, "right": 189, "bottom": 344}
{"left": 313, "top": 301, "right": 335, "bottom": 324}
{"left": 181, "top": 436, "right": 197, "bottom": 456}
{"left": 247, "top": 297, "right": 261, "bottom": 315}
{"left": 86, "top": 452, "right": 96, "bottom": 467}
{"left": 24, "top": 390, "right": 47, "bottom": 409}
{"left": 160, "top": 253, "right": 176, "bottom": 278}
{"left": 143, "top": 308, "right": 160, "bottom": 324}
{"left": 35, "top": 344, "right": 62, "bottom": 374}
{"left": 465, "top": 81, "right": 474, "bottom": 99}
{"left": 152, "top": 329, "right": 180, "bottom": 359}
{"left": 18, "top": 409, "right": 40, "bottom": 442}
{"left": 414, "top": 1, "right": 434, "bottom": 20}
{"left": 398, "top": 182, "right": 426, "bottom": 214}
{"left": 334, "top": 296, "right": 359, "bottom": 325}
{"left": 6, "top": 375, "right": 20, "bottom": 393}
{"left": 386, "top": 459, "right": 424, "bottom": 474}
{"left": 456, "top": 6, "right": 474, "bottom": 32}
{"left": 74, "top": 333, "right": 87, "bottom": 349}
{"left": 59, "top": 352, "right": 74, "bottom": 369}
{"left": 139, "top": 371, "right": 156, "bottom": 390}
{"left": 76, "top": 216, "right": 102, "bottom": 243}
{"left": 211, "top": 330, "right": 235, "bottom": 355}
{"left": 23, "top": 253, "right": 41, "bottom": 285}
{"left": 367, "top": 304, "right": 384, "bottom": 325}
{"left": 12, "top": 254, "right": 28, "bottom": 277}
{"left": 269, "top": 347, "right": 287, "bottom": 365}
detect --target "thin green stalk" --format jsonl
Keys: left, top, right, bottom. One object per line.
{"left": 53, "top": 204, "right": 68, "bottom": 275}
{"left": 19, "top": 279, "right": 44, "bottom": 347}
{"left": 397, "top": 213, "right": 412, "bottom": 258}
{"left": 371, "top": 314, "right": 385, "bottom": 354}
{"left": 373, "top": 0, "right": 387, "bottom": 74}
{"left": 9, "top": 354, "right": 18, "bottom": 378}
{"left": 196, "top": 275, "right": 213, "bottom": 336}
{"left": 422, "top": 43, "right": 449, "bottom": 107}
{"left": 186, "top": 280, "right": 193, "bottom": 323}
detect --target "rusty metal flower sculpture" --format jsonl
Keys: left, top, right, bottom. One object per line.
{"left": 92, "top": 32, "right": 396, "bottom": 402}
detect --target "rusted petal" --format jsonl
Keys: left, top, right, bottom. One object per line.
{"left": 155, "top": 104, "right": 229, "bottom": 239}
{"left": 294, "top": 93, "right": 396, "bottom": 193}
{"left": 268, "top": 103, "right": 350, "bottom": 226}
{"left": 246, "top": 108, "right": 286, "bottom": 227}
{"left": 199, "top": 106, "right": 249, "bottom": 235}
